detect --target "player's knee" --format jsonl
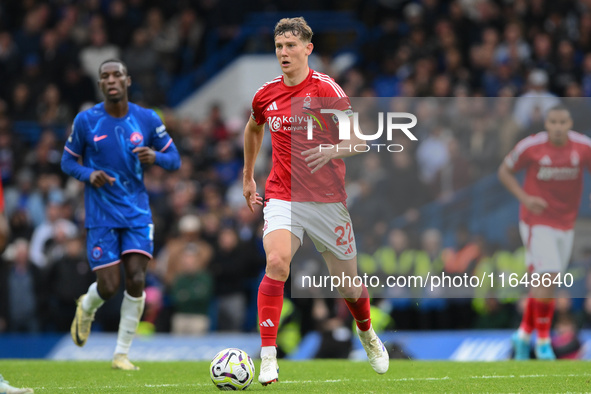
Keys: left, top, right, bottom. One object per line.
{"left": 266, "top": 251, "right": 290, "bottom": 281}
{"left": 98, "top": 279, "right": 120, "bottom": 299}
{"left": 126, "top": 270, "right": 146, "bottom": 292}
{"left": 338, "top": 285, "right": 362, "bottom": 301}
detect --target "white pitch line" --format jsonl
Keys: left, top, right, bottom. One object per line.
{"left": 471, "top": 373, "right": 591, "bottom": 380}
{"left": 281, "top": 377, "right": 451, "bottom": 384}
{"left": 32, "top": 373, "right": 591, "bottom": 391}
{"left": 35, "top": 383, "right": 210, "bottom": 390}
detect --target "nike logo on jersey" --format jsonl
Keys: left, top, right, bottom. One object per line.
{"left": 267, "top": 101, "right": 278, "bottom": 111}
{"left": 93, "top": 135, "right": 108, "bottom": 142}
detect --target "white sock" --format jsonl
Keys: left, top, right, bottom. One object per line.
{"left": 260, "top": 346, "right": 276, "bottom": 358}
{"left": 82, "top": 282, "right": 105, "bottom": 314}
{"left": 517, "top": 328, "right": 531, "bottom": 341}
{"left": 114, "top": 291, "right": 145, "bottom": 356}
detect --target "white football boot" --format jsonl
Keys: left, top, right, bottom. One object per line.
{"left": 258, "top": 354, "right": 279, "bottom": 385}
{"left": 357, "top": 325, "right": 389, "bottom": 374}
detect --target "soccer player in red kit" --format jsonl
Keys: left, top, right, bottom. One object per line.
{"left": 243, "top": 17, "right": 389, "bottom": 385}
{"left": 499, "top": 105, "right": 591, "bottom": 360}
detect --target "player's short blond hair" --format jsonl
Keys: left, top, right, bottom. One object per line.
{"left": 274, "top": 17, "right": 313, "bottom": 43}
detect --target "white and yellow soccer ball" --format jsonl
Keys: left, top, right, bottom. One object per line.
{"left": 210, "top": 348, "right": 255, "bottom": 390}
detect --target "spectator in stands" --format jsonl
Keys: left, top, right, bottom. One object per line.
{"left": 495, "top": 21, "right": 530, "bottom": 65}
{"left": 44, "top": 234, "right": 94, "bottom": 331}
{"left": 36, "top": 84, "right": 72, "bottom": 127}
{"left": 0, "top": 238, "right": 42, "bottom": 332}
{"left": 0, "top": 32, "right": 21, "bottom": 100}
{"left": 39, "top": 29, "right": 67, "bottom": 84}
{"left": 416, "top": 124, "right": 450, "bottom": 185}
{"left": 169, "top": 243, "right": 213, "bottom": 334}
{"left": 416, "top": 228, "right": 448, "bottom": 329}
{"left": 10, "top": 82, "right": 35, "bottom": 121}
{"left": 431, "top": 137, "right": 471, "bottom": 201}
{"left": 105, "top": 0, "right": 134, "bottom": 50}
{"left": 20, "top": 54, "right": 48, "bottom": 101}
{"left": 28, "top": 191, "right": 76, "bottom": 269}
{"left": 144, "top": 7, "right": 178, "bottom": 75}
{"left": 513, "top": 69, "right": 560, "bottom": 129}
{"left": 552, "top": 313, "right": 583, "bottom": 359}
{"left": 4, "top": 169, "right": 45, "bottom": 228}
{"left": 79, "top": 27, "right": 120, "bottom": 98}
{"left": 123, "top": 28, "right": 160, "bottom": 103}
{"left": 212, "top": 140, "right": 242, "bottom": 188}
{"left": 59, "top": 63, "right": 97, "bottom": 113}
{"left": 0, "top": 122, "right": 21, "bottom": 184}
{"left": 155, "top": 213, "right": 213, "bottom": 287}
{"left": 210, "top": 226, "right": 258, "bottom": 331}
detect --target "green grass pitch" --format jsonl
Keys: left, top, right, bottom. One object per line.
{"left": 1, "top": 359, "right": 590, "bottom": 392}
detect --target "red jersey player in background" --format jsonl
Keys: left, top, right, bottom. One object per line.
{"left": 243, "top": 17, "right": 389, "bottom": 385}
{"left": 498, "top": 105, "right": 591, "bottom": 360}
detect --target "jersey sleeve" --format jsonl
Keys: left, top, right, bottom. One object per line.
{"left": 147, "top": 110, "right": 181, "bottom": 171}
{"left": 317, "top": 78, "right": 353, "bottom": 129}
{"left": 64, "top": 113, "right": 85, "bottom": 157}
{"left": 148, "top": 110, "right": 173, "bottom": 152}
{"left": 251, "top": 90, "right": 266, "bottom": 126}
{"left": 61, "top": 113, "right": 94, "bottom": 182}
{"left": 504, "top": 136, "right": 534, "bottom": 172}
{"left": 318, "top": 78, "right": 352, "bottom": 111}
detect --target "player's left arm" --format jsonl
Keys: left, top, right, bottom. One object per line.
{"left": 140, "top": 111, "right": 181, "bottom": 171}
{"left": 498, "top": 149, "right": 547, "bottom": 214}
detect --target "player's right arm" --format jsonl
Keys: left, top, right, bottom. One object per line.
{"left": 243, "top": 117, "right": 264, "bottom": 212}
{"left": 498, "top": 149, "right": 547, "bottom": 215}
{"left": 61, "top": 114, "right": 115, "bottom": 187}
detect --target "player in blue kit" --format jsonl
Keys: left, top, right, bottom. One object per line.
{"left": 61, "top": 59, "right": 180, "bottom": 370}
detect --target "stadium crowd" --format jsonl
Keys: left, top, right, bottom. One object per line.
{"left": 1, "top": 0, "right": 591, "bottom": 354}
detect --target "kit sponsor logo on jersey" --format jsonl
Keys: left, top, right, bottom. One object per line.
{"left": 537, "top": 166, "right": 579, "bottom": 181}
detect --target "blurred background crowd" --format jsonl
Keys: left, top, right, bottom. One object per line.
{"left": 1, "top": 0, "right": 591, "bottom": 358}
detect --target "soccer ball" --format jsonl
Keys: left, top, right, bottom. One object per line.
{"left": 210, "top": 348, "right": 255, "bottom": 390}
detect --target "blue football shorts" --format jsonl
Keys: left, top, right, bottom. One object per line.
{"left": 86, "top": 225, "right": 154, "bottom": 271}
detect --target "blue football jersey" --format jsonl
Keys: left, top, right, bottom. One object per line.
{"left": 62, "top": 102, "right": 179, "bottom": 228}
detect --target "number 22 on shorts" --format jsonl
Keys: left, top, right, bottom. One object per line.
{"left": 334, "top": 222, "right": 353, "bottom": 246}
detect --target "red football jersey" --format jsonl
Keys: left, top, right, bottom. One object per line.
{"left": 504, "top": 131, "right": 591, "bottom": 230}
{"left": 251, "top": 69, "right": 351, "bottom": 202}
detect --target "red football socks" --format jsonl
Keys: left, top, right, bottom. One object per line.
{"left": 258, "top": 275, "right": 285, "bottom": 347}
{"left": 534, "top": 299, "right": 555, "bottom": 340}
{"left": 344, "top": 284, "right": 372, "bottom": 332}
{"left": 519, "top": 297, "right": 535, "bottom": 335}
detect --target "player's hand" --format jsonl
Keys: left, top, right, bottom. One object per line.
{"left": 302, "top": 145, "right": 335, "bottom": 174}
{"left": 132, "top": 146, "right": 156, "bottom": 165}
{"left": 243, "top": 177, "right": 263, "bottom": 213}
{"left": 522, "top": 195, "right": 548, "bottom": 215}
{"left": 90, "top": 170, "right": 116, "bottom": 187}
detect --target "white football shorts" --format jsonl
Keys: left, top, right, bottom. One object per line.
{"left": 518, "top": 221, "right": 574, "bottom": 273}
{"left": 262, "top": 198, "right": 357, "bottom": 260}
